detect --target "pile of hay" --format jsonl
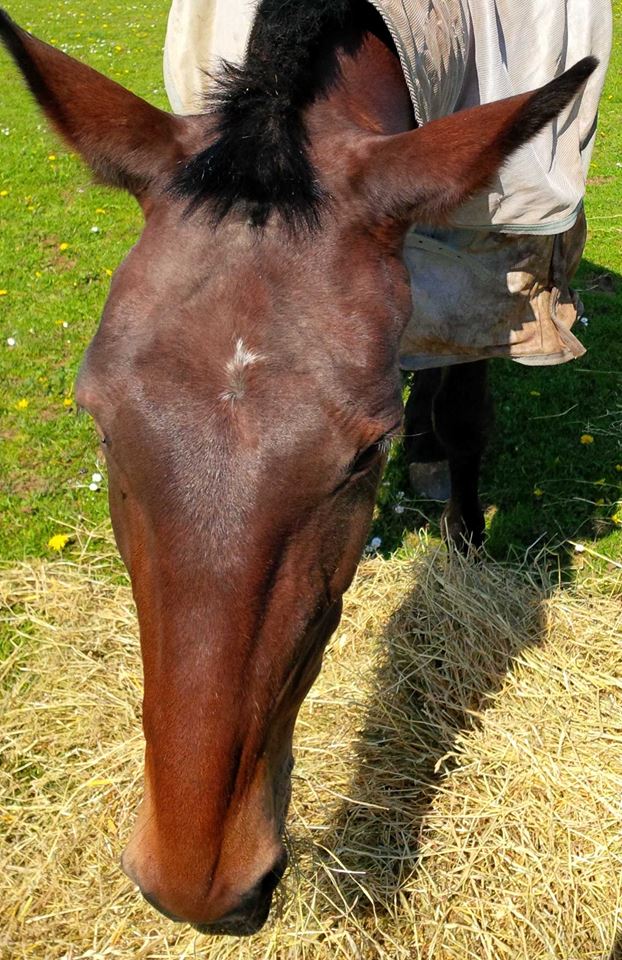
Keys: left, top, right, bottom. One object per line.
{"left": 2, "top": 531, "right": 622, "bottom": 959}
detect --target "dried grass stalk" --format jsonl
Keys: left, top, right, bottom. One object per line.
{"left": 1, "top": 535, "right": 621, "bottom": 959}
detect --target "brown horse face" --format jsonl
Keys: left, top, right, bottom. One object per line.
{"left": 1, "top": 9, "right": 594, "bottom": 934}
{"left": 75, "top": 204, "right": 406, "bottom": 932}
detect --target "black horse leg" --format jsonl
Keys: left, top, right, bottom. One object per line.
{"left": 403, "top": 367, "right": 444, "bottom": 463}
{"left": 432, "top": 360, "right": 491, "bottom": 549}
{"left": 403, "top": 368, "right": 451, "bottom": 501}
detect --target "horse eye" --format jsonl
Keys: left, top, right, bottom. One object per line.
{"left": 91, "top": 420, "right": 109, "bottom": 447}
{"left": 349, "top": 441, "right": 383, "bottom": 477}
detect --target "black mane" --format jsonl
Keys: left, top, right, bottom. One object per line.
{"left": 172, "top": 0, "right": 382, "bottom": 229}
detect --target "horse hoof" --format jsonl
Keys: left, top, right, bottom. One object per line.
{"left": 408, "top": 460, "right": 451, "bottom": 501}
{"left": 440, "top": 503, "right": 485, "bottom": 554}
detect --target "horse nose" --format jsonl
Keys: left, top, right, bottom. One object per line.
{"left": 124, "top": 849, "right": 288, "bottom": 935}
{"left": 194, "top": 853, "right": 288, "bottom": 937}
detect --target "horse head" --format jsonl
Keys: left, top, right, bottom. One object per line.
{"left": 0, "top": 5, "right": 595, "bottom": 935}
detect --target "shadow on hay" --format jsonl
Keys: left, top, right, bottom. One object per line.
{"left": 373, "top": 257, "right": 622, "bottom": 573}
{"left": 608, "top": 929, "right": 622, "bottom": 960}
{"left": 290, "top": 548, "right": 550, "bottom": 918}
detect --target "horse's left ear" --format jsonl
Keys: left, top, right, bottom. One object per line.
{"left": 0, "top": 10, "right": 193, "bottom": 197}
{"left": 355, "top": 58, "right": 597, "bottom": 225}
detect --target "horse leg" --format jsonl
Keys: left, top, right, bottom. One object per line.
{"left": 432, "top": 360, "right": 491, "bottom": 550}
{"left": 403, "top": 368, "right": 451, "bottom": 501}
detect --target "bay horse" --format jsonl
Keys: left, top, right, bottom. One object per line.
{"left": 0, "top": 0, "right": 596, "bottom": 936}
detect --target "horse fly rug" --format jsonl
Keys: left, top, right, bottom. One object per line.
{"left": 163, "top": 0, "right": 612, "bottom": 369}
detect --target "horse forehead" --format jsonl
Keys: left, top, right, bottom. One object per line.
{"left": 83, "top": 306, "right": 393, "bottom": 446}
{"left": 84, "top": 217, "right": 396, "bottom": 423}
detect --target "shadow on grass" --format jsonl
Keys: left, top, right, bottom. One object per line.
{"left": 609, "top": 933, "right": 622, "bottom": 960}
{"left": 288, "top": 549, "right": 549, "bottom": 927}
{"left": 373, "top": 258, "right": 622, "bottom": 576}
{"left": 283, "top": 546, "right": 618, "bottom": 955}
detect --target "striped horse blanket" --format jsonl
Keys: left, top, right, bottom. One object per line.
{"left": 163, "top": 0, "right": 612, "bottom": 368}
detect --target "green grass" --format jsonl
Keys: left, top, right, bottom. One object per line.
{"left": 0, "top": 0, "right": 620, "bottom": 567}
{"left": 0, "top": 0, "right": 170, "bottom": 558}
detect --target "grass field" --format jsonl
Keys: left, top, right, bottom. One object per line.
{"left": 0, "top": 0, "right": 620, "bottom": 568}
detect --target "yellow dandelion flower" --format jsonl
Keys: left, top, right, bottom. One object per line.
{"left": 105, "top": 268, "right": 113, "bottom": 277}
{"left": 63, "top": 398, "right": 73, "bottom": 408}
{"left": 529, "top": 390, "right": 541, "bottom": 397}
{"left": 616, "top": 465, "right": 622, "bottom": 473}
{"left": 580, "top": 434, "right": 594, "bottom": 445}
{"left": 0, "top": 290, "right": 7, "bottom": 296}
{"left": 48, "top": 533, "right": 71, "bottom": 551}
{"left": 35, "top": 271, "right": 42, "bottom": 278}
{"left": 16, "top": 398, "right": 29, "bottom": 410}
{"left": 533, "top": 487, "right": 544, "bottom": 498}
{"left": 58, "top": 242, "right": 70, "bottom": 251}
{"left": 0, "top": 190, "right": 9, "bottom": 197}
{"left": 611, "top": 512, "right": 622, "bottom": 526}
{"left": 48, "top": 154, "right": 57, "bottom": 161}
{"left": 95, "top": 208, "right": 106, "bottom": 214}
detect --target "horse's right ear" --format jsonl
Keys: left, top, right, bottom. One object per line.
{"left": 355, "top": 58, "right": 598, "bottom": 226}
{"left": 0, "top": 10, "right": 194, "bottom": 197}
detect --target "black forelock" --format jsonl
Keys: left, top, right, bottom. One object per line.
{"left": 171, "top": 0, "right": 382, "bottom": 230}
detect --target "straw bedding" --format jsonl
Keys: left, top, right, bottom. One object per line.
{"left": 2, "top": 531, "right": 622, "bottom": 959}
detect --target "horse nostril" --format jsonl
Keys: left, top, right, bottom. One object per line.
{"left": 193, "top": 853, "right": 289, "bottom": 937}
{"left": 258, "top": 850, "right": 288, "bottom": 898}
{"left": 193, "top": 893, "right": 271, "bottom": 937}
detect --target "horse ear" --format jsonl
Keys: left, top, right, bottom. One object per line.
{"left": 0, "top": 10, "right": 191, "bottom": 196}
{"left": 357, "top": 58, "right": 597, "bottom": 225}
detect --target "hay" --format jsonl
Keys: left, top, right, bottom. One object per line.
{"left": 1, "top": 531, "right": 622, "bottom": 959}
